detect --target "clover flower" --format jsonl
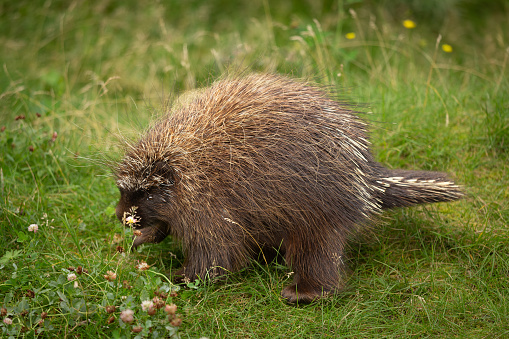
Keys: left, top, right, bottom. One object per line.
{"left": 170, "top": 318, "right": 182, "bottom": 327}
{"left": 141, "top": 300, "right": 154, "bottom": 312}
{"left": 67, "top": 273, "right": 77, "bottom": 281}
{"left": 3, "top": 318, "right": 13, "bottom": 325}
{"left": 120, "top": 309, "right": 134, "bottom": 323}
{"left": 28, "top": 224, "right": 39, "bottom": 233}
{"left": 104, "top": 270, "right": 117, "bottom": 281}
{"left": 165, "top": 304, "right": 177, "bottom": 315}
{"left": 135, "top": 261, "right": 150, "bottom": 271}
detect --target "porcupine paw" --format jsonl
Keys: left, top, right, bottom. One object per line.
{"left": 281, "top": 282, "right": 329, "bottom": 304}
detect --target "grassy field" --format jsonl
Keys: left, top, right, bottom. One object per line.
{"left": 1, "top": 0, "right": 508, "bottom": 337}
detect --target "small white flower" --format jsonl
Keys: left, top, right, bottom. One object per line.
{"left": 74, "top": 280, "right": 79, "bottom": 288}
{"left": 125, "top": 216, "right": 137, "bottom": 225}
{"left": 3, "top": 318, "right": 13, "bottom": 325}
{"left": 67, "top": 273, "right": 77, "bottom": 281}
{"left": 28, "top": 224, "right": 39, "bottom": 233}
{"left": 141, "top": 300, "right": 154, "bottom": 311}
{"left": 135, "top": 261, "right": 150, "bottom": 271}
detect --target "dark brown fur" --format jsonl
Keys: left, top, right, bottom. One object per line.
{"left": 115, "top": 74, "right": 463, "bottom": 303}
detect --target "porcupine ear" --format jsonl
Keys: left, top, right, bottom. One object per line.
{"left": 153, "top": 161, "right": 177, "bottom": 186}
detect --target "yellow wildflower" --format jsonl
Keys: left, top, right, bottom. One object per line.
{"left": 442, "top": 44, "right": 453, "bottom": 53}
{"left": 403, "top": 20, "right": 416, "bottom": 29}
{"left": 345, "top": 32, "right": 356, "bottom": 40}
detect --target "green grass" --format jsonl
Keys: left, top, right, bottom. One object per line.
{"left": 1, "top": 0, "right": 508, "bottom": 337}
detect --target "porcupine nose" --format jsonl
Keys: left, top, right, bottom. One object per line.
{"left": 115, "top": 204, "right": 124, "bottom": 222}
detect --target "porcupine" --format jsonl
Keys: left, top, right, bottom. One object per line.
{"left": 114, "top": 73, "right": 463, "bottom": 303}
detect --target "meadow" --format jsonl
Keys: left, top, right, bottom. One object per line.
{"left": 1, "top": 0, "right": 508, "bottom": 337}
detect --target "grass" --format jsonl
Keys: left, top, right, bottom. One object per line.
{"left": 1, "top": 0, "right": 508, "bottom": 337}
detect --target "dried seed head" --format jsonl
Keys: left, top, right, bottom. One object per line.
{"left": 107, "top": 315, "right": 115, "bottom": 324}
{"left": 170, "top": 317, "right": 182, "bottom": 327}
{"left": 132, "top": 326, "right": 143, "bottom": 333}
{"left": 105, "top": 305, "right": 116, "bottom": 314}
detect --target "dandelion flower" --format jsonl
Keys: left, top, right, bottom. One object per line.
{"left": 141, "top": 300, "right": 154, "bottom": 312}
{"left": 3, "top": 318, "right": 13, "bottom": 325}
{"left": 67, "top": 273, "right": 77, "bottom": 281}
{"left": 403, "top": 20, "right": 416, "bottom": 29}
{"left": 28, "top": 224, "right": 39, "bottom": 233}
{"left": 442, "top": 44, "right": 453, "bottom": 53}
{"left": 345, "top": 32, "right": 356, "bottom": 40}
{"left": 120, "top": 309, "right": 134, "bottom": 323}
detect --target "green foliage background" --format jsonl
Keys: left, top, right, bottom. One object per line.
{"left": 1, "top": 0, "right": 508, "bottom": 337}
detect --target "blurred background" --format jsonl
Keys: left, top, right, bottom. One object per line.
{"left": 1, "top": 0, "right": 508, "bottom": 337}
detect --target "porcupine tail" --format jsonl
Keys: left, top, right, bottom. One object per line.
{"left": 376, "top": 168, "right": 464, "bottom": 209}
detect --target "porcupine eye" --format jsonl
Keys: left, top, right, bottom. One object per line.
{"left": 152, "top": 161, "right": 177, "bottom": 187}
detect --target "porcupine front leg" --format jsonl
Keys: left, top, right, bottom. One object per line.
{"left": 173, "top": 217, "right": 249, "bottom": 283}
{"left": 173, "top": 243, "right": 236, "bottom": 283}
{"left": 281, "top": 235, "right": 347, "bottom": 303}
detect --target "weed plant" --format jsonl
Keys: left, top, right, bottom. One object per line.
{"left": 1, "top": 0, "right": 508, "bottom": 338}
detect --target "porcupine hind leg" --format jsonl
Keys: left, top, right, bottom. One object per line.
{"left": 281, "top": 235, "right": 346, "bottom": 304}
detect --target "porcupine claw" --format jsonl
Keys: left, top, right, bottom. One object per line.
{"left": 132, "top": 225, "right": 168, "bottom": 248}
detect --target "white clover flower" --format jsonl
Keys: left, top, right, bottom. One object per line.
{"left": 120, "top": 309, "right": 134, "bottom": 323}
{"left": 125, "top": 216, "right": 137, "bottom": 225}
{"left": 135, "top": 261, "right": 150, "bottom": 271}
{"left": 28, "top": 224, "right": 39, "bottom": 233}
{"left": 3, "top": 318, "right": 13, "bottom": 325}
{"left": 67, "top": 273, "right": 77, "bottom": 281}
{"left": 141, "top": 300, "right": 154, "bottom": 312}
